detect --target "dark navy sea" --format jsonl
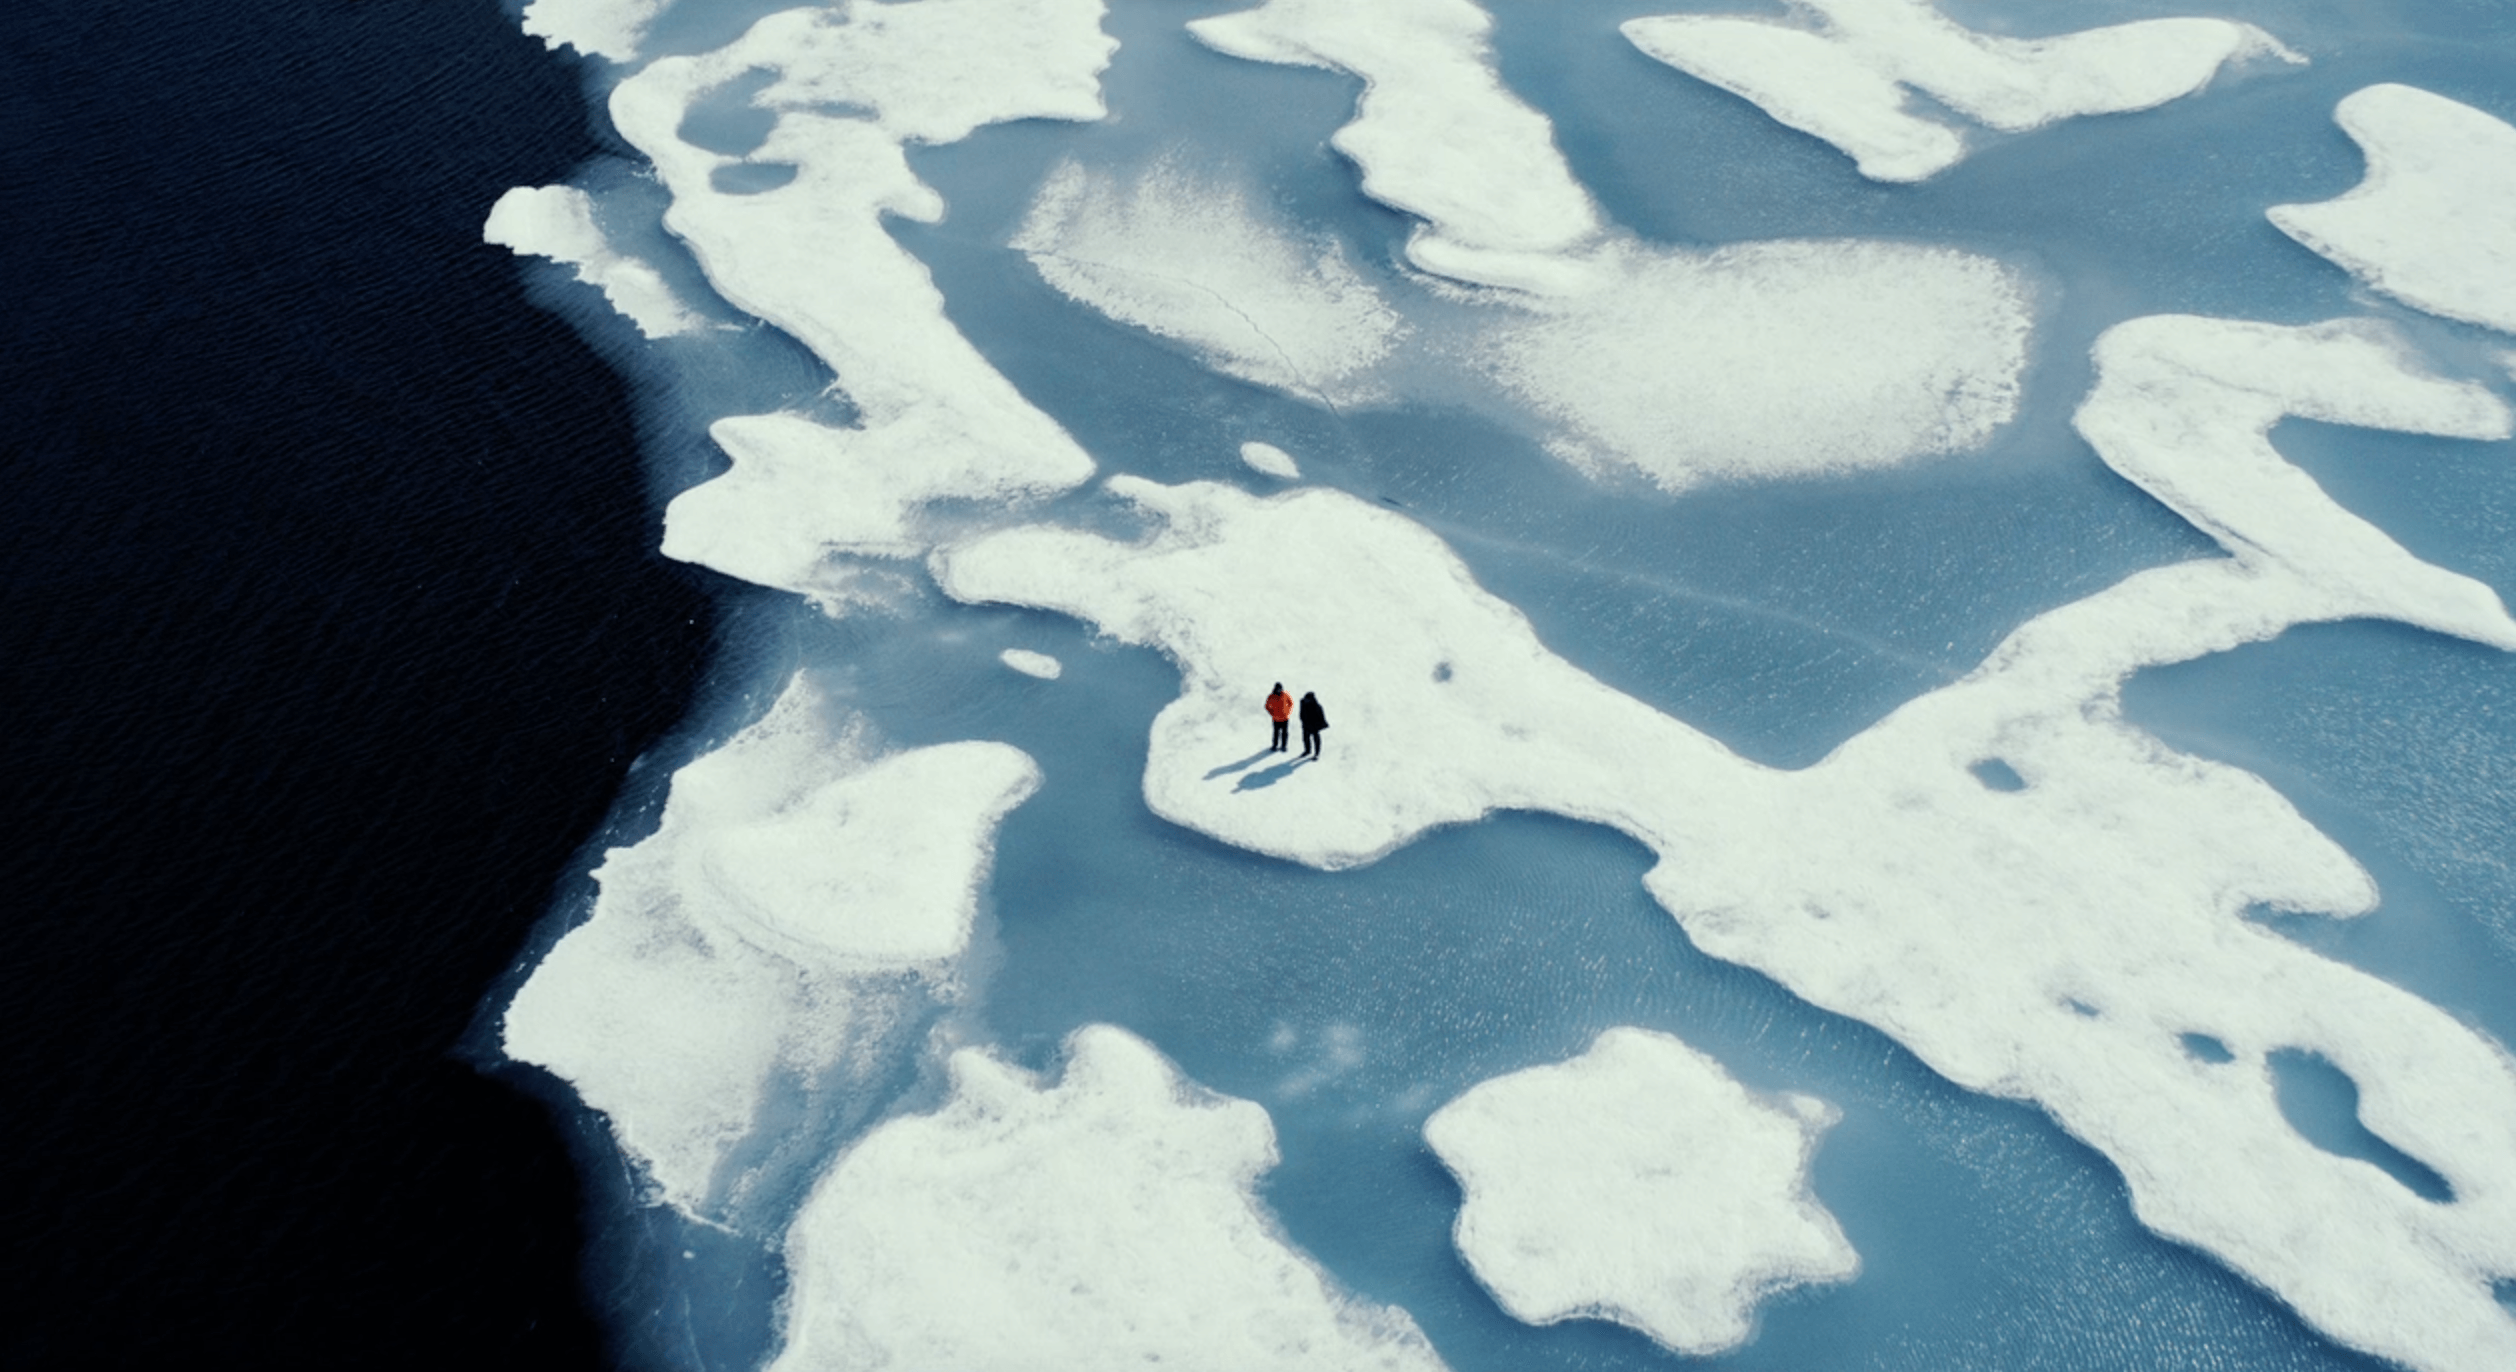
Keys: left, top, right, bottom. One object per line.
{"left": 0, "top": 2, "right": 704, "bottom": 1365}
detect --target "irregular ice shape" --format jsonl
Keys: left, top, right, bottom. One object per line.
{"left": 937, "top": 317, "right": 2516, "bottom": 1372}
{"left": 607, "top": 0, "right": 1113, "bottom": 593}
{"left": 2270, "top": 84, "right": 2516, "bottom": 335}
{"left": 1013, "top": 160, "right": 1403, "bottom": 406}
{"left": 484, "top": 184, "right": 704, "bottom": 340}
{"left": 502, "top": 675, "right": 1039, "bottom": 1221}
{"left": 1241, "top": 440, "right": 1301, "bottom": 480}
{"left": 519, "top": 0, "right": 665, "bottom": 63}
{"left": 999, "top": 647, "right": 1061, "bottom": 679}
{"left": 1625, "top": 0, "right": 2298, "bottom": 182}
{"left": 773, "top": 1025, "right": 1448, "bottom": 1372}
{"left": 1189, "top": 0, "right": 1603, "bottom": 294}
{"left": 1425, "top": 1028, "right": 1854, "bottom": 1355}
{"left": 1484, "top": 239, "right": 2029, "bottom": 488}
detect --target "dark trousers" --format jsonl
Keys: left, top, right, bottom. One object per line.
{"left": 1301, "top": 727, "right": 1321, "bottom": 758}
{"left": 1271, "top": 720, "right": 1288, "bottom": 751}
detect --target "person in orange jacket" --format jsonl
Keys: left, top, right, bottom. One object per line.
{"left": 1264, "top": 682, "right": 1293, "bottom": 752}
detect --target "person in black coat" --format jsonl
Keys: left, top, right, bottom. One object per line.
{"left": 1298, "top": 691, "right": 1328, "bottom": 760}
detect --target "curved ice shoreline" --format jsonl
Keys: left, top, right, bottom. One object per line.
{"left": 483, "top": 0, "right": 2516, "bottom": 1367}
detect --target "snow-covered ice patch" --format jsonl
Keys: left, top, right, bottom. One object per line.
{"left": 1240, "top": 440, "right": 1301, "bottom": 480}
{"left": 772, "top": 1024, "right": 1448, "bottom": 1372}
{"left": 998, "top": 647, "right": 1061, "bottom": 679}
{"left": 1481, "top": 240, "right": 2030, "bottom": 488}
{"left": 604, "top": 0, "right": 1115, "bottom": 593}
{"left": 519, "top": 0, "right": 664, "bottom": 63}
{"left": 937, "top": 310, "right": 2516, "bottom": 1369}
{"left": 484, "top": 185, "right": 705, "bottom": 339}
{"left": 1190, "top": 0, "right": 1603, "bottom": 294}
{"left": 1624, "top": 0, "right": 2300, "bottom": 182}
{"left": 1426, "top": 1028, "right": 1854, "bottom": 1355}
{"left": 1014, "top": 160, "right": 1403, "bottom": 406}
{"left": 2269, "top": 84, "right": 2516, "bottom": 335}
{"left": 502, "top": 675, "right": 1039, "bottom": 1222}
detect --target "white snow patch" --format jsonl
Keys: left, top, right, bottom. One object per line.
{"left": 1241, "top": 440, "right": 1302, "bottom": 480}
{"left": 607, "top": 0, "right": 1114, "bottom": 594}
{"left": 484, "top": 185, "right": 705, "bottom": 340}
{"left": 936, "top": 315, "right": 2516, "bottom": 1372}
{"left": 772, "top": 1025, "right": 1448, "bottom": 1372}
{"left": 999, "top": 647, "right": 1062, "bottom": 679}
{"left": 502, "top": 674, "right": 1039, "bottom": 1221}
{"left": 2270, "top": 84, "right": 2516, "bottom": 335}
{"left": 1014, "top": 160, "right": 1403, "bottom": 405}
{"left": 518, "top": 0, "right": 665, "bottom": 63}
{"left": 1625, "top": 0, "right": 2300, "bottom": 182}
{"left": 1425, "top": 1028, "right": 1855, "bottom": 1354}
{"left": 1190, "top": 0, "right": 1604, "bottom": 294}
{"left": 1483, "top": 239, "right": 2030, "bottom": 488}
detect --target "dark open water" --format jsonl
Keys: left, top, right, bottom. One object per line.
{"left": 0, "top": 2, "right": 703, "bottom": 1365}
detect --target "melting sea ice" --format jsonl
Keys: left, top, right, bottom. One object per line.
{"left": 482, "top": 0, "right": 2516, "bottom": 1367}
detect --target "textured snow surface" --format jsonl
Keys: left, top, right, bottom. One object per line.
{"left": 772, "top": 1025, "right": 1449, "bottom": 1372}
{"left": 1426, "top": 1028, "right": 1854, "bottom": 1355}
{"left": 1190, "top": 0, "right": 1604, "bottom": 294}
{"left": 599, "top": 0, "right": 1112, "bottom": 593}
{"left": 1625, "top": 0, "right": 2299, "bottom": 181}
{"left": 502, "top": 676, "right": 1038, "bottom": 1220}
{"left": 938, "top": 312, "right": 2516, "bottom": 1370}
{"left": 2270, "top": 84, "right": 2516, "bottom": 335}
{"left": 1014, "top": 160, "right": 1403, "bottom": 405}
{"left": 483, "top": 185, "right": 703, "bottom": 338}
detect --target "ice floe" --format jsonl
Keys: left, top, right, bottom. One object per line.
{"left": 1189, "top": 0, "right": 1604, "bottom": 295}
{"left": 502, "top": 675, "right": 1039, "bottom": 1222}
{"left": 2269, "top": 84, "right": 2516, "bottom": 335}
{"left": 1013, "top": 160, "right": 1403, "bottom": 406}
{"left": 519, "top": 0, "right": 664, "bottom": 63}
{"left": 1624, "top": 0, "right": 2300, "bottom": 182}
{"left": 772, "top": 1024, "right": 1448, "bottom": 1372}
{"left": 998, "top": 647, "right": 1061, "bottom": 679}
{"left": 484, "top": 184, "right": 705, "bottom": 340}
{"left": 1425, "top": 1028, "right": 1854, "bottom": 1355}
{"left": 599, "top": 0, "right": 1113, "bottom": 593}
{"left": 937, "top": 315, "right": 2516, "bottom": 1372}
{"left": 1239, "top": 440, "right": 1302, "bottom": 480}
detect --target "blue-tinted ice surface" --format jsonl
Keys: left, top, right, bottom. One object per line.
{"left": 491, "top": 0, "right": 2516, "bottom": 1367}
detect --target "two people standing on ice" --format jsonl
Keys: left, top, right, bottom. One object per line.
{"left": 1263, "top": 683, "right": 1328, "bottom": 760}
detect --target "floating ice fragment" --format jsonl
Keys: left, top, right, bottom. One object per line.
{"left": 2269, "top": 84, "right": 2516, "bottom": 336}
{"left": 1240, "top": 440, "right": 1301, "bottom": 480}
{"left": 1624, "top": 0, "right": 2300, "bottom": 182}
{"left": 502, "top": 675, "right": 1039, "bottom": 1222}
{"left": 606, "top": 0, "right": 1115, "bottom": 592}
{"left": 483, "top": 185, "right": 705, "bottom": 339}
{"left": 1189, "top": 0, "right": 1603, "bottom": 294}
{"left": 1426, "top": 1028, "right": 1855, "bottom": 1355}
{"left": 773, "top": 1025, "right": 1448, "bottom": 1372}
{"left": 998, "top": 648, "right": 1061, "bottom": 679}
{"left": 1014, "top": 161, "right": 1402, "bottom": 405}
{"left": 518, "top": 0, "right": 665, "bottom": 63}
{"left": 937, "top": 310, "right": 2516, "bottom": 1369}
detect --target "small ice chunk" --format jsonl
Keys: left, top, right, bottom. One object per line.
{"left": 772, "top": 1025, "right": 1448, "bottom": 1371}
{"left": 999, "top": 648, "right": 1061, "bottom": 679}
{"left": 1240, "top": 441, "right": 1301, "bottom": 480}
{"left": 1189, "top": 0, "right": 1603, "bottom": 293}
{"left": 502, "top": 674, "right": 1040, "bottom": 1220}
{"left": 482, "top": 185, "right": 704, "bottom": 339}
{"left": 2269, "top": 84, "right": 2516, "bottom": 336}
{"left": 1014, "top": 160, "right": 1403, "bottom": 405}
{"left": 1425, "top": 1028, "right": 1855, "bottom": 1354}
{"left": 517, "top": 0, "right": 665, "bottom": 63}
{"left": 1625, "top": 0, "right": 2299, "bottom": 182}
